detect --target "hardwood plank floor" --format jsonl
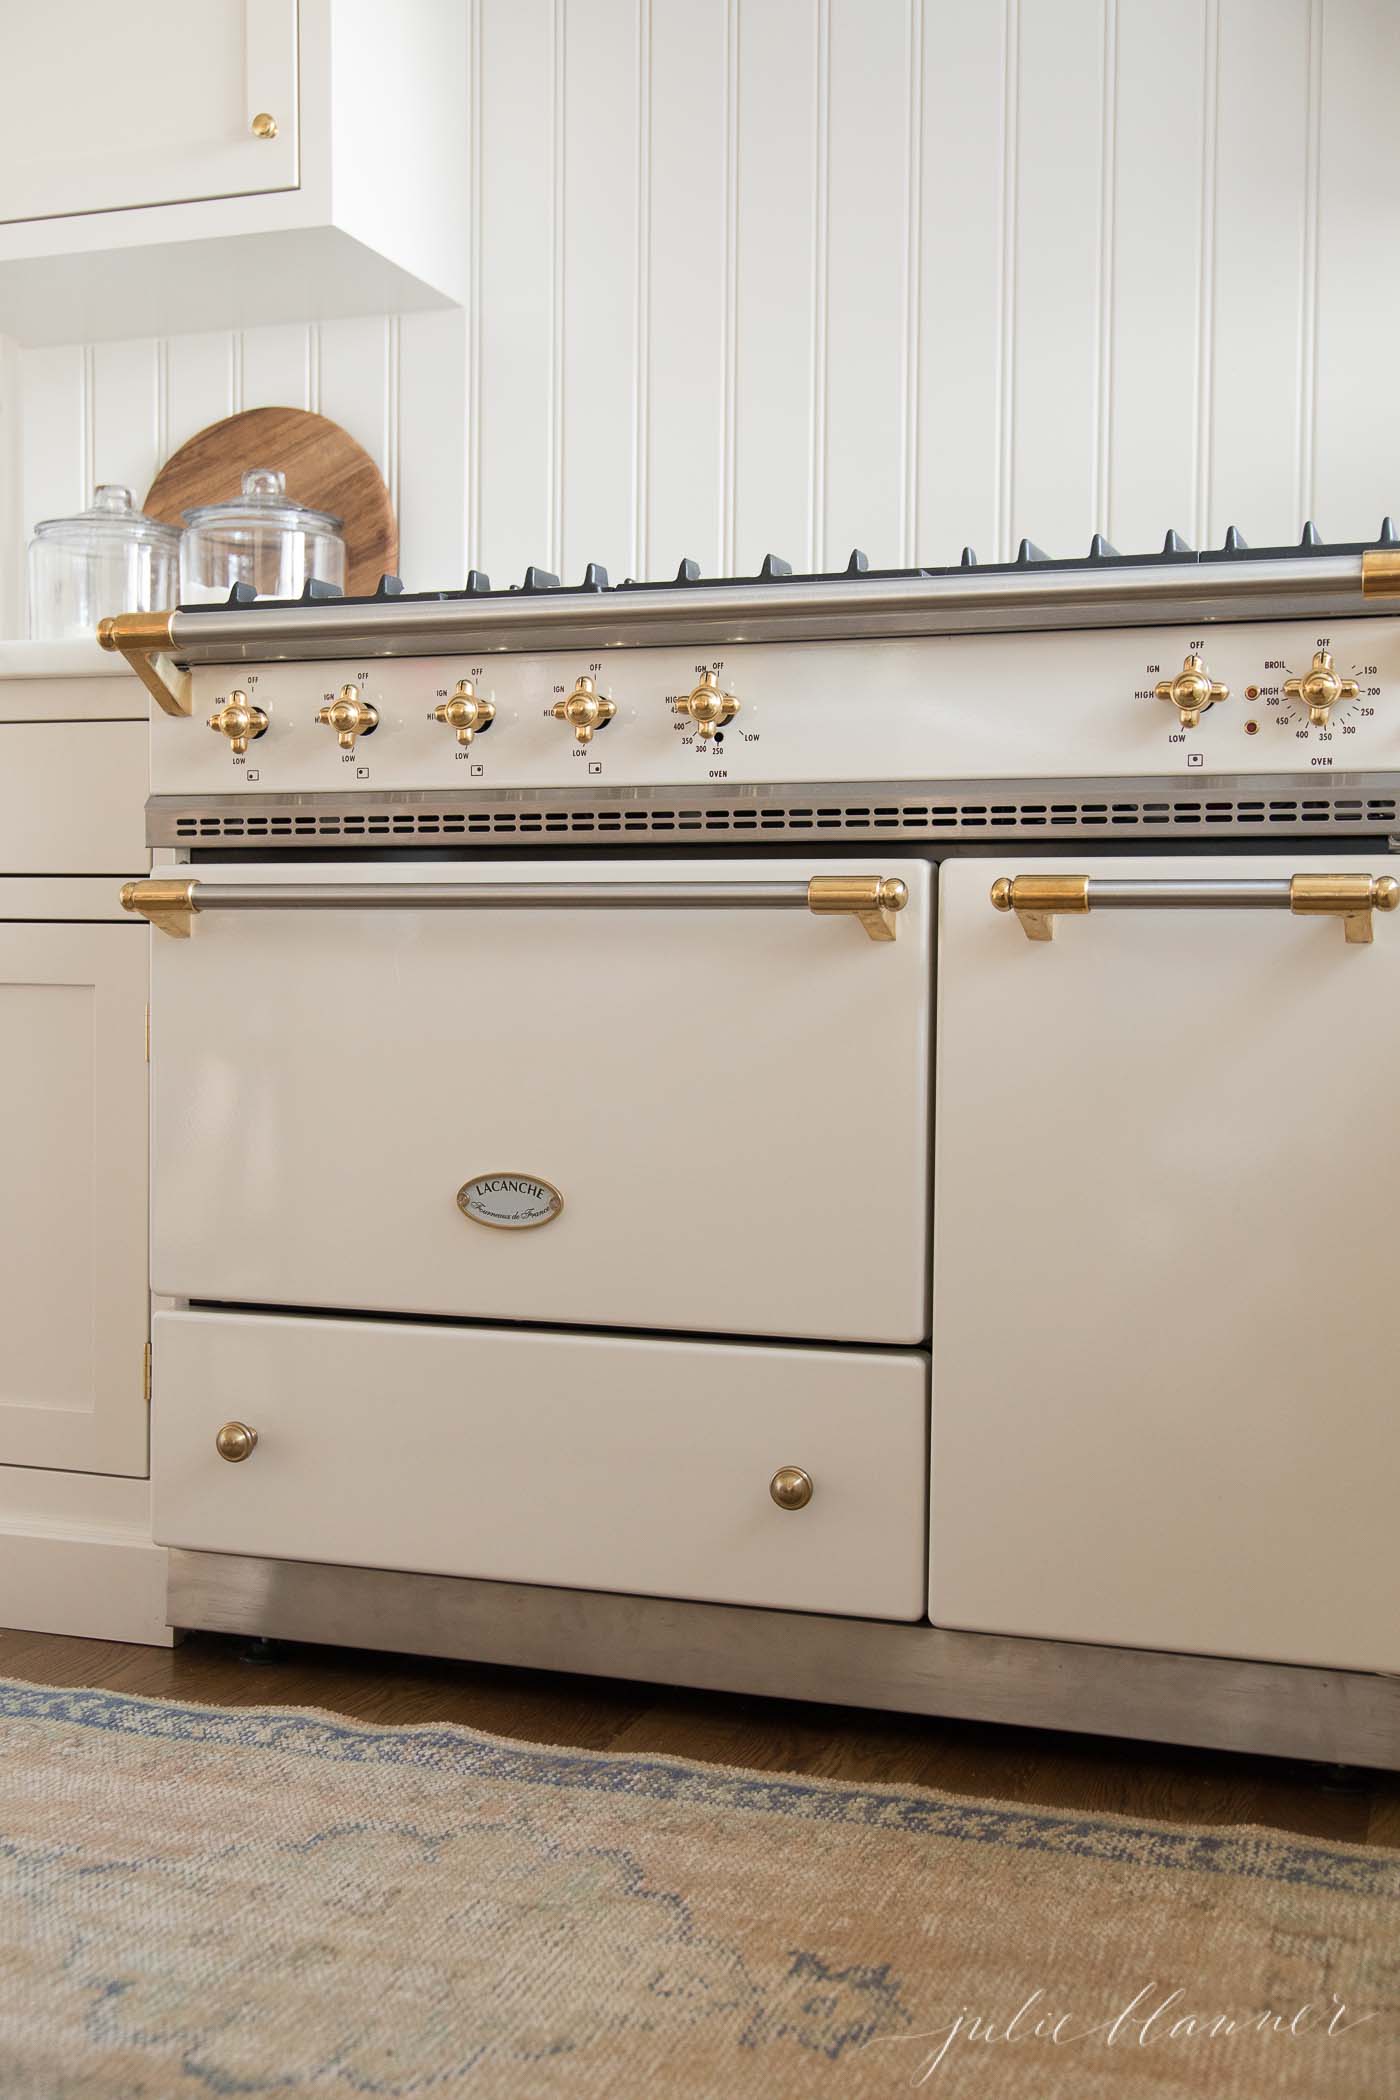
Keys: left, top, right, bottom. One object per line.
{"left": 3, "top": 1623, "right": 1396, "bottom": 1848}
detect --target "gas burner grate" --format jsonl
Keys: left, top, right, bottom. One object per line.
{"left": 154, "top": 783, "right": 1400, "bottom": 849}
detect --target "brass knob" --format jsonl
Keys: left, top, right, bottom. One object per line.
{"left": 208, "top": 691, "right": 268, "bottom": 755}
{"left": 550, "top": 675, "right": 616, "bottom": 744}
{"left": 215, "top": 1421, "right": 258, "bottom": 1463}
{"left": 434, "top": 678, "right": 496, "bottom": 747}
{"left": 1284, "top": 650, "right": 1360, "bottom": 727}
{"left": 1154, "top": 654, "right": 1228, "bottom": 729}
{"left": 674, "top": 670, "right": 740, "bottom": 740}
{"left": 251, "top": 112, "right": 279, "bottom": 139}
{"left": 316, "top": 684, "right": 379, "bottom": 751}
{"left": 769, "top": 1466, "right": 813, "bottom": 1511}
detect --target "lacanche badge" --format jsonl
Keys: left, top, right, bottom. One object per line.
{"left": 457, "top": 1174, "right": 564, "bottom": 1230}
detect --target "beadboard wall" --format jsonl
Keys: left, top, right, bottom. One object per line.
{"left": 4, "top": 0, "right": 1398, "bottom": 629}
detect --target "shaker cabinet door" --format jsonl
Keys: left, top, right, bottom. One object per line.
{"left": 0, "top": 0, "right": 298, "bottom": 225}
{"left": 931, "top": 852, "right": 1400, "bottom": 1675}
{"left": 0, "top": 925, "right": 149, "bottom": 1475}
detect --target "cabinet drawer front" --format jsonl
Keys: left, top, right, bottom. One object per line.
{"left": 150, "top": 859, "right": 933, "bottom": 1343}
{"left": 153, "top": 1311, "right": 929, "bottom": 1620}
{"left": 0, "top": 723, "right": 146, "bottom": 871}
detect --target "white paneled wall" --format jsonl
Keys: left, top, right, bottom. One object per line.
{"left": 5, "top": 0, "right": 1398, "bottom": 621}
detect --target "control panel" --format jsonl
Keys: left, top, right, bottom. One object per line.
{"left": 150, "top": 618, "right": 1400, "bottom": 796}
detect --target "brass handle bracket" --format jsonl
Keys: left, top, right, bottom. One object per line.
{"left": 1362, "top": 549, "right": 1400, "bottom": 598}
{"left": 1289, "top": 873, "right": 1400, "bottom": 944}
{"left": 121, "top": 877, "right": 200, "bottom": 938}
{"left": 807, "top": 874, "right": 908, "bottom": 941}
{"left": 990, "top": 873, "right": 1090, "bottom": 942}
{"left": 97, "top": 611, "right": 192, "bottom": 718}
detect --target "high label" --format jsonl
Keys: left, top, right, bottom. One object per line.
{"left": 456, "top": 1173, "right": 564, "bottom": 1230}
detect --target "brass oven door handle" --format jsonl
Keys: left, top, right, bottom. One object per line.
{"left": 120, "top": 874, "right": 909, "bottom": 942}
{"left": 992, "top": 872, "right": 1400, "bottom": 945}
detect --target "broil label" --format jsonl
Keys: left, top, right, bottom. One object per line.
{"left": 456, "top": 1173, "right": 564, "bottom": 1230}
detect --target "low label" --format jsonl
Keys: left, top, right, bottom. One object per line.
{"left": 456, "top": 1173, "right": 564, "bottom": 1230}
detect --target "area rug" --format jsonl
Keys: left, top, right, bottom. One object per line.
{"left": 0, "top": 1679, "right": 1396, "bottom": 2099}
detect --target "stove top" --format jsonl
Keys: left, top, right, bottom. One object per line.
{"left": 179, "top": 519, "right": 1400, "bottom": 616}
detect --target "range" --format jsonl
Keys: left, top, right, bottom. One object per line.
{"left": 105, "top": 524, "right": 1400, "bottom": 1770}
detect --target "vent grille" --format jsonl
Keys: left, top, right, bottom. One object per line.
{"left": 157, "top": 787, "right": 1400, "bottom": 848}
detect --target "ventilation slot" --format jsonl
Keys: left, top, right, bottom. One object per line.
{"left": 160, "top": 790, "right": 1400, "bottom": 848}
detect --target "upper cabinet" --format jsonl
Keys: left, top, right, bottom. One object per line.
{"left": 0, "top": 0, "right": 466, "bottom": 344}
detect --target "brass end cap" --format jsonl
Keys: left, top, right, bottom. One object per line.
{"left": 877, "top": 877, "right": 908, "bottom": 913}
{"left": 119, "top": 880, "right": 140, "bottom": 914}
{"left": 96, "top": 617, "right": 119, "bottom": 651}
{"left": 990, "top": 877, "right": 1014, "bottom": 912}
{"left": 1375, "top": 876, "right": 1400, "bottom": 914}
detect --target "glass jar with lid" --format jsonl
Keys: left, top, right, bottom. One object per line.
{"left": 27, "top": 485, "right": 181, "bottom": 640}
{"left": 179, "top": 469, "right": 346, "bottom": 603}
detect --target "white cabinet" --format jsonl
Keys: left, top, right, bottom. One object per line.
{"left": 0, "top": 0, "right": 467, "bottom": 343}
{"left": 0, "top": 922, "right": 149, "bottom": 1475}
{"left": 3, "top": 1, "right": 298, "bottom": 224}
{"left": 930, "top": 852, "right": 1400, "bottom": 1676}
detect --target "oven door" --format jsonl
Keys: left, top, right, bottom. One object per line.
{"left": 148, "top": 857, "right": 931, "bottom": 1344}
{"left": 931, "top": 851, "right": 1400, "bottom": 1673}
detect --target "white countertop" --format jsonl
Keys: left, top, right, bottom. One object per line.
{"left": 0, "top": 639, "right": 132, "bottom": 681}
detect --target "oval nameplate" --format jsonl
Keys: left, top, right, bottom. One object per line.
{"left": 457, "top": 1173, "right": 564, "bottom": 1230}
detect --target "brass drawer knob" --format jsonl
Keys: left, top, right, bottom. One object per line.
{"left": 770, "top": 1465, "right": 813, "bottom": 1511}
{"left": 215, "top": 1421, "right": 258, "bottom": 1463}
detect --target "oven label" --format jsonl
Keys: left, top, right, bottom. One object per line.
{"left": 456, "top": 1173, "right": 564, "bottom": 1230}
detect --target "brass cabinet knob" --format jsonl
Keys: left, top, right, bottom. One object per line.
{"left": 550, "top": 675, "right": 616, "bottom": 745}
{"left": 674, "top": 669, "right": 740, "bottom": 740}
{"left": 769, "top": 1466, "right": 813, "bottom": 1511}
{"left": 1154, "top": 653, "right": 1228, "bottom": 728}
{"left": 434, "top": 678, "right": 496, "bottom": 747}
{"left": 215, "top": 1421, "right": 258, "bottom": 1463}
{"left": 1284, "top": 649, "right": 1360, "bottom": 727}
{"left": 316, "top": 684, "right": 379, "bottom": 751}
{"left": 251, "top": 112, "right": 279, "bottom": 139}
{"left": 208, "top": 691, "right": 268, "bottom": 755}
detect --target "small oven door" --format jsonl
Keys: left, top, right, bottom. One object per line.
{"left": 931, "top": 850, "right": 1400, "bottom": 1674}
{"left": 148, "top": 857, "right": 931, "bottom": 1344}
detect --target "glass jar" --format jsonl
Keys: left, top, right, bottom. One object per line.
{"left": 179, "top": 469, "right": 346, "bottom": 603}
{"left": 27, "top": 485, "right": 181, "bottom": 640}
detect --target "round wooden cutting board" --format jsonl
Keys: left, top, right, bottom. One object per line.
{"left": 144, "top": 406, "right": 397, "bottom": 597}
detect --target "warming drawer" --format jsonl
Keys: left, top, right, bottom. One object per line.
{"left": 146, "top": 857, "right": 932, "bottom": 1344}
{"left": 152, "top": 1310, "right": 929, "bottom": 1619}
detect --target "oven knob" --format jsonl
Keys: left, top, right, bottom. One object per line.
{"left": 1284, "top": 650, "right": 1360, "bottom": 726}
{"left": 208, "top": 690, "right": 268, "bottom": 755}
{"left": 674, "top": 670, "right": 740, "bottom": 739}
{"left": 550, "top": 675, "right": 616, "bottom": 744}
{"left": 316, "top": 684, "right": 379, "bottom": 751}
{"left": 434, "top": 678, "right": 495, "bottom": 747}
{"left": 1154, "top": 654, "right": 1228, "bottom": 728}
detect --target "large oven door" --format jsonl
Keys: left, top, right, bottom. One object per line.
{"left": 149, "top": 857, "right": 931, "bottom": 1344}
{"left": 931, "top": 852, "right": 1400, "bottom": 1674}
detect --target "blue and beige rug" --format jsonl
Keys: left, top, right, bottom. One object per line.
{"left": 0, "top": 1676, "right": 1395, "bottom": 2097}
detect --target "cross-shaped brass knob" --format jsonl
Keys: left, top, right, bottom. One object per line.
{"left": 1154, "top": 654, "right": 1228, "bottom": 729}
{"left": 208, "top": 690, "right": 268, "bottom": 755}
{"left": 550, "top": 675, "right": 616, "bottom": 744}
{"left": 316, "top": 684, "right": 379, "bottom": 751}
{"left": 434, "top": 679, "right": 496, "bottom": 747}
{"left": 674, "top": 669, "right": 740, "bottom": 739}
{"left": 1284, "top": 650, "right": 1360, "bottom": 727}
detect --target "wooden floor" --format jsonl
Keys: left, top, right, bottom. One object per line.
{"left": 3, "top": 1622, "right": 1397, "bottom": 1849}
